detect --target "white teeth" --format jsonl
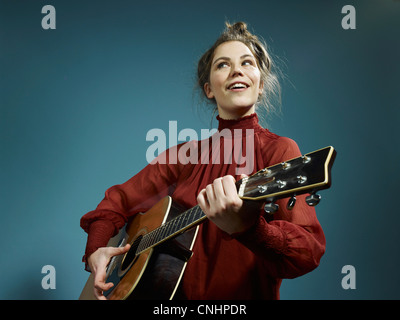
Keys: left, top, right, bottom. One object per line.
{"left": 229, "top": 83, "right": 247, "bottom": 89}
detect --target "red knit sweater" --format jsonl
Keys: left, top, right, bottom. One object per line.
{"left": 80, "top": 113, "right": 326, "bottom": 299}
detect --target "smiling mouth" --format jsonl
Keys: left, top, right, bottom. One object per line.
{"left": 227, "top": 82, "right": 249, "bottom": 91}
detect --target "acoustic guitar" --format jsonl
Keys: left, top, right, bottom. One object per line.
{"left": 79, "top": 146, "right": 336, "bottom": 300}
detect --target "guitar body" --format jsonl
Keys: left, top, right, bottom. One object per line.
{"left": 80, "top": 196, "right": 198, "bottom": 300}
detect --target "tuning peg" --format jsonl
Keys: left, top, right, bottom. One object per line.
{"left": 305, "top": 193, "right": 321, "bottom": 206}
{"left": 302, "top": 155, "right": 311, "bottom": 163}
{"left": 264, "top": 202, "right": 279, "bottom": 214}
{"left": 287, "top": 195, "right": 296, "bottom": 210}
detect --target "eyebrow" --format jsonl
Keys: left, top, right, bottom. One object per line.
{"left": 212, "top": 54, "right": 254, "bottom": 66}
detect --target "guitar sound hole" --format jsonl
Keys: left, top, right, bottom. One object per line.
{"left": 121, "top": 235, "right": 142, "bottom": 272}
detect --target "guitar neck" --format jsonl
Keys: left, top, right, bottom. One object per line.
{"left": 136, "top": 205, "right": 206, "bottom": 255}
{"left": 135, "top": 146, "right": 336, "bottom": 255}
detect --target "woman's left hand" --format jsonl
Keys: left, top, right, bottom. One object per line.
{"left": 197, "top": 175, "right": 263, "bottom": 235}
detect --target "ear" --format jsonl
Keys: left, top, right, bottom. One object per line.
{"left": 258, "top": 80, "right": 264, "bottom": 95}
{"left": 204, "top": 82, "right": 214, "bottom": 99}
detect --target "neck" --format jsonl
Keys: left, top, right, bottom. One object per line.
{"left": 217, "top": 111, "right": 262, "bottom": 133}
{"left": 217, "top": 105, "right": 255, "bottom": 120}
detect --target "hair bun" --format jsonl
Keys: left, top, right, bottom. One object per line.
{"left": 225, "top": 21, "right": 248, "bottom": 35}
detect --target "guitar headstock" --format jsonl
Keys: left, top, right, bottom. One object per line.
{"left": 238, "top": 146, "right": 336, "bottom": 213}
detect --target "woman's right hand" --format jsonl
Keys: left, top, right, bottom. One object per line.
{"left": 87, "top": 244, "right": 131, "bottom": 300}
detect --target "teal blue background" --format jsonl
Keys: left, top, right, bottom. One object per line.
{"left": 1, "top": 0, "right": 399, "bottom": 299}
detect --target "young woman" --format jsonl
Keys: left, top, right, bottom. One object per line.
{"left": 80, "top": 22, "right": 326, "bottom": 300}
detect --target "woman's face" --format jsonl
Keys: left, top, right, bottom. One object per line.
{"left": 204, "top": 41, "right": 263, "bottom": 119}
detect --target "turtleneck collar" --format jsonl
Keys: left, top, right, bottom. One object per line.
{"left": 217, "top": 112, "right": 263, "bottom": 132}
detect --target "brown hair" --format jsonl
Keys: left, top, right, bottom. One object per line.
{"left": 197, "top": 21, "right": 281, "bottom": 122}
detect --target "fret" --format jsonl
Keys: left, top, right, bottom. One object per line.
{"left": 186, "top": 207, "right": 196, "bottom": 225}
{"left": 157, "top": 224, "right": 165, "bottom": 242}
{"left": 192, "top": 206, "right": 205, "bottom": 223}
{"left": 153, "top": 226, "right": 161, "bottom": 244}
{"left": 159, "top": 224, "right": 167, "bottom": 242}
{"left": 164, "top": 220, "right": 172, "bottom": 238}
{"left": 148, "top": 228, "right": 156, "bottom": 248}
{"left": 170, "top": 215, "right": 181, "bottom": 235}
{"left": 186, "top": 208, "right": 196, "bottom": 225}
{"left": 180, "top": 211, "right": 190, "bottom": 227}
{"left": 175, "top": 213, "right": 185, "bottom": 231}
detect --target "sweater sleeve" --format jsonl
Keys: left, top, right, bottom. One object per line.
{"left": 233, "top": 137, "right": 326, "bottom": 279}
{"left": 80, "top": 145, "right": 183, "bottom": 265}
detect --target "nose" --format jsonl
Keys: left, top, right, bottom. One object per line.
{"left": 230, "top": 63, "right": 244, "bottom": 77}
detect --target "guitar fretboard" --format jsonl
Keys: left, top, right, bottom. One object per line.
{"left": 135, "top": 205, "right": 206, "bottom": 254}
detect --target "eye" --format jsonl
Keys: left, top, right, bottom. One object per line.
{"left": 242, "top": 59, "right": 255, "bottom": 66}
{"left": 216, "top": 61, "right": 229, "bottom": 69}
